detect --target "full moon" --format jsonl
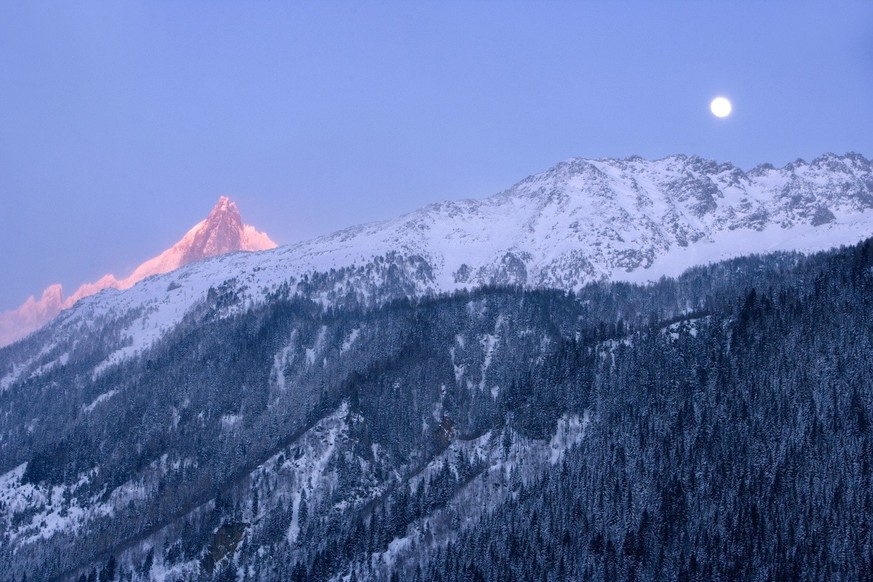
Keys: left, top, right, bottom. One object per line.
{"left": 710, "top": 96, "right": 732, "bottom": 118}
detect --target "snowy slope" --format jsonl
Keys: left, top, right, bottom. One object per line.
{"left": 4, "top": 152, "right": 873, "bottom": 381}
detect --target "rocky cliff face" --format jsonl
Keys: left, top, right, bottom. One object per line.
{"left": 178, "top": 196, "right": 275, "bottom": 264}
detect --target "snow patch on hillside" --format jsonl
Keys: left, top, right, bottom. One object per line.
{"left": 83, "top": 389, "right": 118, "bottom": 413}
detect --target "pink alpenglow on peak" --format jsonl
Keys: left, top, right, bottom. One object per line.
{"left": 0, "top": 197, "right": 277, "bottom": 347}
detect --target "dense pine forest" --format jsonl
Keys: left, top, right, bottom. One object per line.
{"left": 2, "top": 239, "right": 873, "bottom": 580}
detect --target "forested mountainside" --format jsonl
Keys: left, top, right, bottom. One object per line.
{"left": 1, "top": 237, "right": 873, "bottom": 580}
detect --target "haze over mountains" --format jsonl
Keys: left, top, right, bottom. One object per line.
{"left": 0, "top": 196, "right": 276, "bottom": 347}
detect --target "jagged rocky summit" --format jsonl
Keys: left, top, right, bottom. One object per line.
{"left": 0, "top": 196, "right": 275, "bottom": 347}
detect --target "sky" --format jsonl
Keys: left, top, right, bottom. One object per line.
{"left": 2, "top": 1, "right": 873, "bottom": 310}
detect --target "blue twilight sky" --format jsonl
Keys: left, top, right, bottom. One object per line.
{"left": 2, "top": 1, "right": 873, "bottom": 310}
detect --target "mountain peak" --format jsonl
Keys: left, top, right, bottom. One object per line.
{"left": 133, "top": 195, "right": 276, "bottom": 279}
{"left": 184, "top": 197, "right": 248, "bottom": 262}
{"left": 209, "top": 195, "right": 238, "bottom": 218}
{"left": 0, "top": 196, "right": 277, "bottom": 347}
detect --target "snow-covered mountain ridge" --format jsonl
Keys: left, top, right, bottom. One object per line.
{"left": 339, "top": 151, "right": 873, "bottom": 287}
{"left": 4, "top": 152, "right": 873, "bottom": 381}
